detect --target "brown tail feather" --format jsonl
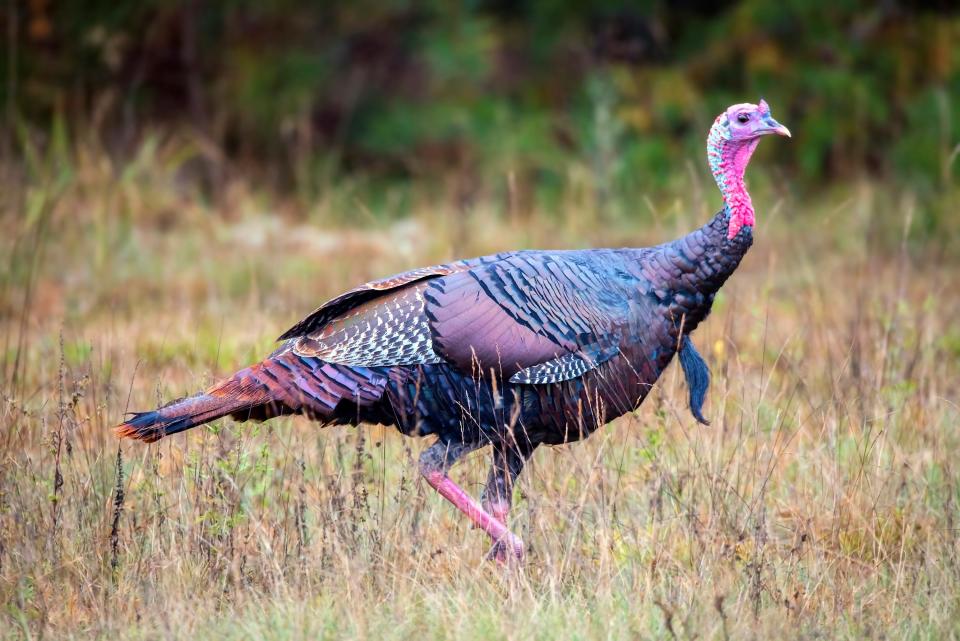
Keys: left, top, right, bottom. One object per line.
{"left": 115, "top": 364, "right": 282, "bottom": 442}
{"left": 116, "top": 350, "right": 389, "bottom": 442}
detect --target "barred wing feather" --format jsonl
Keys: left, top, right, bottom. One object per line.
{"left": 289, "top": 251, "right": 630, "bottom": 385}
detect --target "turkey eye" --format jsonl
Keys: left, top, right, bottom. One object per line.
{"left": 737, "top": 113, "right": 750, "bottom": 123}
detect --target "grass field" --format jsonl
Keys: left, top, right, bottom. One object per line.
{"left": 2, "top": 138, "right": 960, "bottom": 640}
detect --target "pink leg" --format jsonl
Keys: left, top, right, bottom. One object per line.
{"left": 479, "top": 443, "right": 536, "bottom": 563}
{"left": 484, "top": 499, "right": 509, "bottom": 525}
{"left": 423, "top": 470, "right": 524, "bottom": 560}
{"left": 418, "top": 441, "right": 524, "bottom": 562}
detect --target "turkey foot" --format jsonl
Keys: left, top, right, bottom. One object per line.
{"left": 482, "top": 498, "right": 523, "bottom": 564}
{"left": 485, "top": 536, "right": 524, "bottom": 565}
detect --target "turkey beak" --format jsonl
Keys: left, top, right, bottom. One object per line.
{"left": 763, "top": 116, "right": 791, "bottom": 138}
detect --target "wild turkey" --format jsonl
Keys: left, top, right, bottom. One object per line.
{"left": 117, "top": 100, "right": 790, "bottom": 563}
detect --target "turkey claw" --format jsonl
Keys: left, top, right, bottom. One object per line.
{"left": 486, "top": 536, "right": 524, "bottom": 565}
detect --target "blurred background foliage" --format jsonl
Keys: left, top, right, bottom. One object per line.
{"left": 1, "top": 0, "right": 958, "bottom": 235}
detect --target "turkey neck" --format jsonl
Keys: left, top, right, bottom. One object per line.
{"left": 641, "top": 209, "right": 753, "bottom": 335}
{"left": 677, "top": 208, "right": 752, "bottom": 296}
{"left": 707, "top": 113, "right": 760, "bottom": 239}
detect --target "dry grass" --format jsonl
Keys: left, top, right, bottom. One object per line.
{"left": 2, "top": 138, "right": 960, "bottom": 640}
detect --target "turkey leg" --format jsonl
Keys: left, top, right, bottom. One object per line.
{"left": 418, "top": 440, "right": 524, "bottom": 561}
{"left": 481, "top": 442, "right": 537, "bottom": 562}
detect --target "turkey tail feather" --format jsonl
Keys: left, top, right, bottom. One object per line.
{"left": 115, "top": 349, "right": 387, "bottom": 443}
{"left": 115, "top": 392, "right": 259, "bottom": 442}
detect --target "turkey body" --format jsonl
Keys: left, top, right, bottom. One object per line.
{"left": 117, "top": 207, "right": 751, "bottom": 563}
{"left": 180, "top": 208, "right": 749, "bottom": 451}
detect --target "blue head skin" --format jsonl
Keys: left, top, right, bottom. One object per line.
{"left": 724, "top": 99, "right": 791, "bottom": 141}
